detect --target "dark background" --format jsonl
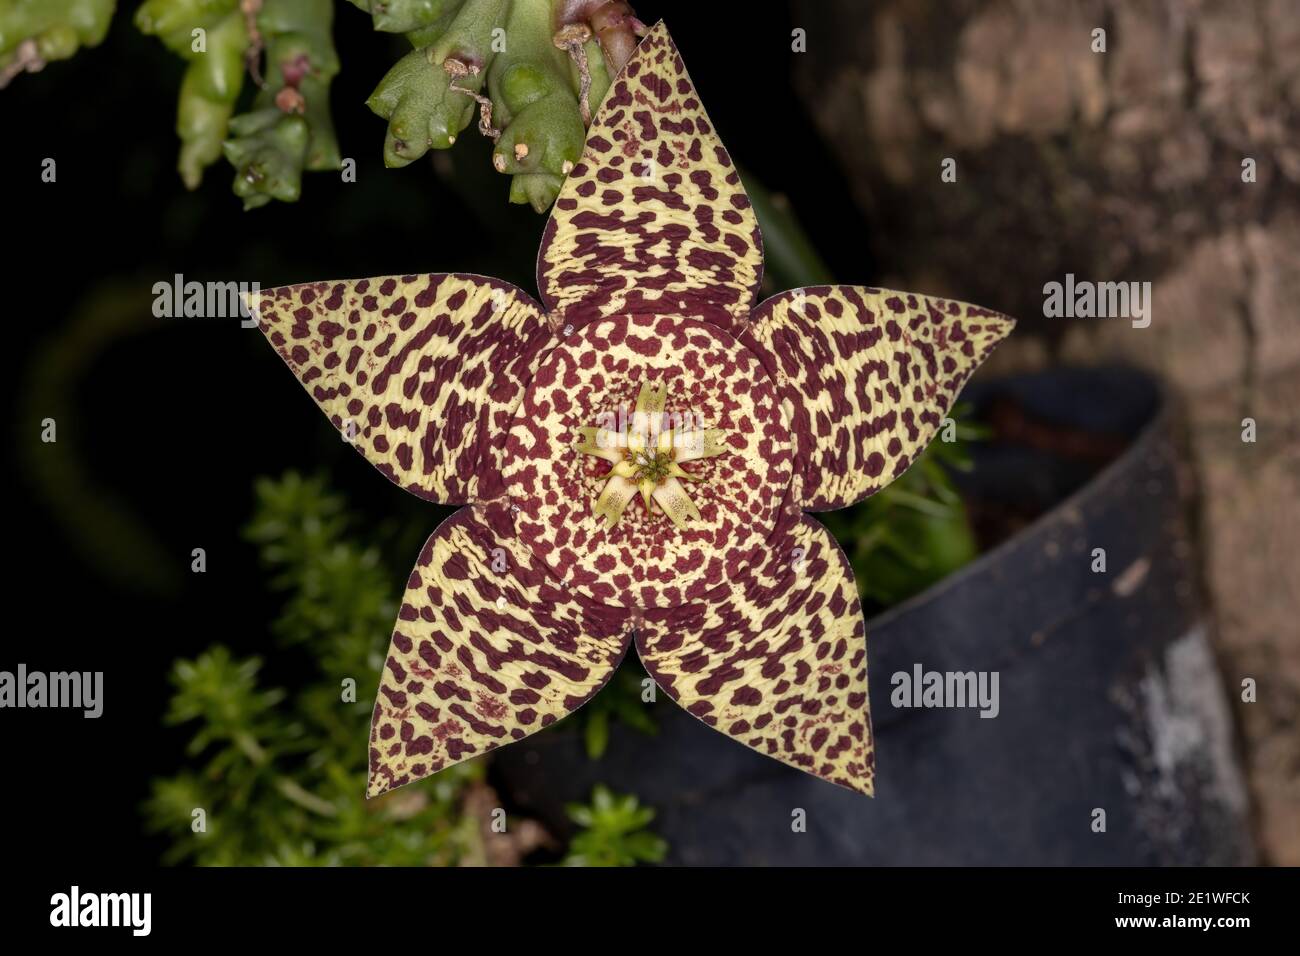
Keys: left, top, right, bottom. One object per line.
{"left": 0, "top": 1, "right": 868, "bottom": 867}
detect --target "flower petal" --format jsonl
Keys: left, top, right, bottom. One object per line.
{"left": 574, "top": 425, "right": 624, "bottom": 463}
{"left": 743, "top": 286, "right": 1015, "bottom": 511}
{"left": 249, "top": 274, "right": 551, "bottom": 505}
{"left": 594, "top": 473, "right": 638, "bottom": 528}
{"left": 672, "top": 428, "right": 727, "bottom": 463}
{"left": 536, "top": 21, "right": 763, "bottom": 331}
{"left": 651, "top": 476, "right": 702, "bottom": 529}
{"left": 637, "top": 508, "right": 874, "bottom": 795}
{"left": 368, "top": 505, "right": 632, "bottom": 798}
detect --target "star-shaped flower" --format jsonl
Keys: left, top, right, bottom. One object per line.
{"left": 249, "top": 22, "right": 1014, "bottom": 799}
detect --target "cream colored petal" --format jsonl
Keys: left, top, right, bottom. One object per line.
{"left": 673, "top": 428, "right": 728, "bottom": 463}
{"left": 368, "top": 508, "right": 632, "bottom": 798}
{"left": 635, "top": 381, "right": 668, "bottom": 417}
{"left": 250, "top": 274, "right": 548, "bottom": 505}
{"left": 747, "top": 285, "right": 1015, "bottom": 510}
{"left": 637, "top": 477, "right": 657, "bottom": 514}
{"left": 594, "top": 474, "right": 638, "bottom": 528}
{"left": 575, "top": 425, "right": 625, "bottom": 463}
{"left": 636, "top": 513, "right": 873, "bottom": 796}
{"left": 652, "top": 477, "right": 703, "bottom": 530}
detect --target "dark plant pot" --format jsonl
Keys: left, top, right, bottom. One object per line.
{"left": 492, "top": 367, "right": 1255, "bottom": 865}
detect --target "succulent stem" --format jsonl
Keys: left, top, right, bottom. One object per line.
{"left": 224, "top": 0, "right": 341, "bottom": 209}
{"left": 484, "top": 0, "right": 585, "bottom": 211}
{"left": 365, "top": 0, "right": 509, "bottom": 167}
{"left": 0, "top": 0, "right": 114, "bottom": 89}
{"left": 361, "top": 0, "right": 635, "bottom": 210}
{"left": 136, "top": 0, "right": 249, "bottom": 190}
{"left": 137, "top": 0, "right": 340, "bottom": 206}
{"left": 130, "top": 0, "right": 647, "bottom": 209}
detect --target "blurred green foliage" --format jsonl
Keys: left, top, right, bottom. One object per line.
{"left": 820, "top": 410, "right": 987, "bottom": 611}
{"left": 144, "top": 472, "right": 484, "bottom": 865}
{"left": 561, "top": 785, "right": 667, "bottom": 866}
{"left": 578, "top": 657, "right": 658, "bottom": 760}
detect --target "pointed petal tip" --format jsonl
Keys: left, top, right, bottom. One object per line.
{"left": 251, "top": 275, "right": 549, "bottom": 506}
{"left": 974, "top": 307, "right": 1018, "bottom": 358}
{"left": 852, "top": 783, "right": 875, "bottom": 799}
{"left": 838, "top": 770, "right": 876, "bottom": 798}
{"left": 748, "top": 286, "right": 1020, "bottom": 509}
{"left": 636, "top": 515, "right": 874, "bottom": 789}
{"left": 369, "top": 509, "right": 631, "bottom": 785}
{"left": 535, "top": 14, "right": 762, "bottom": 326}
{"left": 637, "top": 19, "right": 671, "bottom": 47}
{"left": 365, "top": 759, "right": 390, "bottom": 799}
{"left": 808, "top": 771, "right": 875, "bottom": 797}
{"left": 987, "top": 309, "right": 1018, "bottom": 338}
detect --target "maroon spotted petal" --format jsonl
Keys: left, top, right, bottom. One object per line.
{"left": 249, "top": 274, "right": 553, "bottom": 505}
{"left": 536, "top": 20, "right": 765, "bottom": 332}
{"left": 740, "top": 285, "right": 1016, "bottom": 510}
{"left": 637, "top": 500, "right": 874, "bottom": 794}
{"left": 368, "top": 504, "right": 632, "bottom": 797}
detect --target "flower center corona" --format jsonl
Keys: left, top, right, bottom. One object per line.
{"left": 574, "top": 379, "right": 728, "bottom": 530}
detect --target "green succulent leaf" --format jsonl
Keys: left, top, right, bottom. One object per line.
{"left": 355, "top": 0, "right": 464, "bottom": 35}
{"left": 177, "top": 13, "right": 248, "bottom": 188}
{"left": 486, "top": 0, "right": 585, "bottom": 210}
{"left": 366, "top": 45, "right": 473, "bottom": 165}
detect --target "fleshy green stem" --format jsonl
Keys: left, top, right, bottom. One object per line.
{"left": 487, "top": 0, "right": 585, "bottom": 211}
{"left": 0, "top": 0, "right": 115, "bottom": 88}
{"left": 224, "top": 0, "right": 342, "bottom": 210}
{"left": 365, "top": 0, "right": 509, "bottom": 167}
{"left": 349, "top": 0, "right": 480, "bottom": 48}
{"left": 136, "top": 0, "right": 248, "bottom": 189}
{"left": 356, "top": 0, "right": 643, "bottom": 211}
{"left": 138, "top": 0, "right": 340, "bottom": 208}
